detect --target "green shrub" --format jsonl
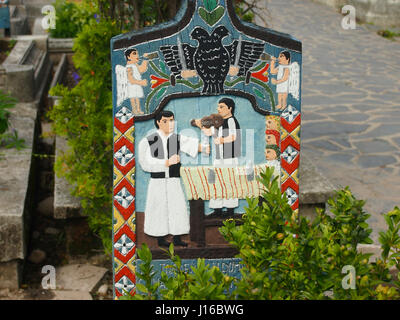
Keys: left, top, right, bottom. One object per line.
{"left": 4, "top": 39, "right": 17, "bottom": 58}
{"left": 121, "top": 243, "right": 233, "bottom": 300}
{"left": 49, "top": 0, "right": 95, "bottom": 38}
{"left": 0, "top": 90, "right": 15, "bottom": 135}
{"left": 221, "top": 169, "right": 376, "bottom": 300}
{"left": 234, "top": 0, "right": 255, "bottom": 22}
{"left": 48, "top": 17, "right": 121, "bottom": 252}
{"left": 125, "top": 168, "right": 400, "bottom": 300}
{"left": 377, "top": 29, "right": 400, "bottom": 40}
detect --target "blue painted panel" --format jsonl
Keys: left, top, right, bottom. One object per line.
{"left": 134, "top": 95, "right": 267, "bottom": 214}
{"left": 136, "top": 258, "right": 244, "bottom": 291}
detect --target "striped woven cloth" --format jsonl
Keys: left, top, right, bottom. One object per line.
{"left": 180, "top": 163, "right": 280, "bottom": 201}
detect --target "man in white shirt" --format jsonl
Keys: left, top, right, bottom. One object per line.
{"left": 138, "top": 111, "right": 207, "bottom": 247}
{"left": 209, "top": 98, "right": 241, "bottom": 218}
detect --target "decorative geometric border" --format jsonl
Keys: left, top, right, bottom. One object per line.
{"left": 113, "top": 116, "right": 137, "bottom": 299}
{"left": 264, "top": 110, "right": 301, "bottom": 212}
{"left": 111, "top": 0, "right": 301, "bottom": 300}
{"left": 280, "top": 105, "right": 301, "bottom": 213}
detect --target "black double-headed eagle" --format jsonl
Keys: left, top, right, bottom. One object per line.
{"left": 160, "top": 25, "right": 264, "bottom": 94}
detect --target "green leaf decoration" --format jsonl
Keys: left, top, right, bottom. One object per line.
{"left": 253, "top": 87, "right": 265, "bottom": 100}
{"left": 155, "top": 87, "right": 167, "bottom": 100}
{"left": 251, "top": 61, "right": 267, "bottom": 72}
{"left": 250, "top": 78, "right": 276, "bottom": 111}
{"left": 199, "top": 6, "right": 225, "bottom": 26}
{"left": 224, "top": 76, "right": 245, "bottom": 87}
{"left": 145, "top": 82, "right": 170, "bottom": 112}
{"left": 159, "top": 60, "right": 166, "bottom": 74}
{"left": 204, "top": 0, "right": 218, "bottom": 12}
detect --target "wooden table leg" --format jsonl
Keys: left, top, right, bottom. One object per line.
{"left": 189, "top": 199, "right": 205, "bottom": 247}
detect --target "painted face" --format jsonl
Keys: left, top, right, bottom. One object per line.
{"left": 278, "top": 53, "right": 289, "bottom": 65}
{"left": 266, "top": 134, "right": 277, "bottom": 145}
{"left": 128, "top": 51, "right": 139, "bottom": 63}
{"left": 265, "top": 148, "right": 277, "bottom": 160}
{"left": 266, "top": 119, "right": 278, "bottom": 131}
{"left": 157, "top": 116, "right": 175, "bottom": 135}
{"left": 217, "top": 103, "right": 232, "bottom": 118}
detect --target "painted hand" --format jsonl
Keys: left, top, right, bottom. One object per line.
{"left": 228, "top": 66, "right": 239, "bottom": 76}
{"left": 167, "top": 154, "right": 180, "bottom": 166}
{"left": 214, "top": 137, "right": 223, "bottom": 145}
{"left": 181, "top": 69, "right": 197, "bottom": 79}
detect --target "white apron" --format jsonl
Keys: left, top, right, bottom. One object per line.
{"left": 209, "top": 121, "right": 239, "bottom": 209}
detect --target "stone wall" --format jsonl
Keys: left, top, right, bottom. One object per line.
{"left": 313, "top": 0, "right": 400, "bottom": 28}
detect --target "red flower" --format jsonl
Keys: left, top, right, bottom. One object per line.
{"left": 150, "top": 75, "right": 168, "bottom": 89}
{"left": 251, "top": 63, "right": 269, "bottom": 82}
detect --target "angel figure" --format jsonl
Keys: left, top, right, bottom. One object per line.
{"left": 116, "top": 48, "right": 149, "bottom": 114}
{"left": 270, "top": 50, "right": 300, "bottom": 110}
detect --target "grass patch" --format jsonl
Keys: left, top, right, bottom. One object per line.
{"left": 378, "top": 29, "right": 400, "bottom": 39}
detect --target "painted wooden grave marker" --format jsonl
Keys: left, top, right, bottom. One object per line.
{"left": 0, "top": 0, "right": 10, "bottom": 30}
{"left": 111, "top": 0, "right": 302, "bottom": 299}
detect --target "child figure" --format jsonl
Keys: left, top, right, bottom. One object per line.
{"left": 270, "top": 51, "right": 291, "bottom": 110}
{"left": 124, "top": 48, "right": 149, "bottom": 115}
{"left": 265, "top": 129, "right": 280, "bottom": 146}
{"left": 265, "top": 115, "right": 280, "bottom": 131}
{"left": 265, "top": 144, "right": 280, "bottom": 161}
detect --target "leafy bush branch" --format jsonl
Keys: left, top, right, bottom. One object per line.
{"left": 48, "top": 16, "right": 120, "bottom": 251}
{"left": 125, "top": 168, "right": 399, "bottom": 300}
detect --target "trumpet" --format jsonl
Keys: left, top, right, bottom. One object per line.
{"left": 260, "top": 53, "right": 273, "bottom": 61}
{"left": 140, "top": 51, "right": 159, "bottom": 61}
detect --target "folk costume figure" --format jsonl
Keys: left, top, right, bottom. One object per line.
{"left": 208, "top": 98, "right": 241, "bottom": 218}
{"left": 138, "top": 111, "right": 204, "bottom": 247}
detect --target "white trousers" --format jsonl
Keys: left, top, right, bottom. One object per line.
{"left": 209, "top": 158, "right": 239, "bottom": 209}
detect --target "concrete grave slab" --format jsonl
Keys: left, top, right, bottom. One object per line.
{"left": 0, "top": 102, "right": 38, "bottom": 264}
{"left": 50, "top": 290, "right": 93, "bottom": 301}
{"left": 54, "top": 136, "right": 82, "bottom": 219}
{"left": 0, "top": 260, "right": 21, "bottom": 290}
{"left": 0, "top": 101, "right": 38, "bottom": 289}
{"left": 55, "top": 264, "right": 108, "bottom": 292}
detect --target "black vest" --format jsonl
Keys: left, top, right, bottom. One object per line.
{"left": 215, "top": 116, "right": 241, "bottom": 159}
{"left": 147, "top": 132, "right": 181, "bottom": 178}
